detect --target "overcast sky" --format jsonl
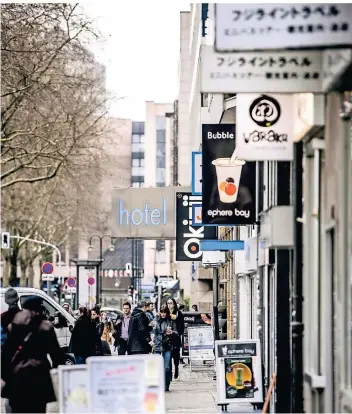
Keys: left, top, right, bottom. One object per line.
{"left": 84, "top": 2, "right": 191, "bottom": 121}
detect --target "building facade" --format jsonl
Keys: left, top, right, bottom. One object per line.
{"left": 178, "top": 3, "right": 352, "bottom": 413}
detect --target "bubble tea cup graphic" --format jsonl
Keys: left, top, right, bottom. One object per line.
{"left": 212, "top": 158, "right": 246, "bottom": 203}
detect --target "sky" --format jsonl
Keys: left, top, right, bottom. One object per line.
{"left": 83, "top": 2, "right": 191, "bottom": 121}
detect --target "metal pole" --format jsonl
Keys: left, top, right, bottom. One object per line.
{"left": 10, "top": 236, "right": 62, "bottom": 294}
{"left": 97, "top": 237, "right": 102, "bottom": 306}
{"left": 213, "top": 267, "right": 220, "bottom": 341}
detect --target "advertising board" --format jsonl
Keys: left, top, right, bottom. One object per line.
{"left": 215, "top": 339, "right": 264, "bottom": 404}
{"left": 87, "top": 355, "right": 165, "bottom": 413}
{"left": 58, "top": 365, "right": 88, "bottom": 414}
{"left": 181, "top": 312, "right": 212, "bottom": 358}
{"left": 188, "top": 325, "right": 215, "bottom": 362}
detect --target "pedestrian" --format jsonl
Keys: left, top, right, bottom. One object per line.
{"left": 1, "top": 288, "right": 21, "bottom": 349}
{"left": 70, "top": 306, "right": 96, "bottom": 364}
{"left": 91, "top": 306, "right": 104, "bottom": 356}
{"left": 192, "top": 304, "right": 198, "bottom": 312}
{"left": 101, "top": 311, "right": 114, "bottom": 354}
{"left": 153, "top": 304, "right": 178, "bottom": 392}
{"left": 113, "top": 302, "right": 132, "bottom": 355}
{"left": 167, "top": 298, "right": 184, "bottom": 379}
{"left": 128, "top": 301, "right": 152, "bottom": 355}
{"left": 145, "top": 302, "right": 155, "bottom": 322}
{"left": 62, "top": 302, "right": 74, "bottom": 316}
{"left": 1, "top": 296, "right": 65, "bottom": 413}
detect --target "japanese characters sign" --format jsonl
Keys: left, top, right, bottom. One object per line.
{"left": 215, "top": 4, "right": 352, "bottom": 52}
{"left": 201, "top": 46, "right": 323, "bottom": 93}
{"left": 236, "top": 94, "right": 294, "bottom": 161}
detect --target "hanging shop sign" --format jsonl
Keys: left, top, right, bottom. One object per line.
{"left": 200, "top": 46, "right": 323, "bottom": 93}
{"left": 175, "top": 193, "right": 217, "bottom": 261}
{"left": 215, "top": 339, "right": 264, "bottom": 404}
{"left": 236, "top": 93, "right": 295, "bottom": 161}
{"left": 88, "top": 355, "right": 165, "bottom": 413}
{"left": 181, "top": 312, "right": 212, "bottom": 358}
{"left": 215, "top": 4, "right": 352, "bottom": 52}
{"left": 202, "top": 124, "right": 256, "bottom": 226}
{"left": 322, "top": 49, "right": 352, "bottom": 91}
{"left": 188, "top": 325, "right": 215, "bottom": 362}
{"left": 191, "top": 152, "right": 202, "bottom": 195}
{"left": 111, "top": 186, "right": 190, "bottom": 239}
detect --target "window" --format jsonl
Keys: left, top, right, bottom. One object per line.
{"left": 157, "top": 130, "right": 166, "bottom": 143}
{"left": 20, "top": 295, "right": 57, "bottom": 320}
{"left": 132, "top": 176, "right": 144, "bottom": 183}
{"left": 132, "top": 142, "right": 144, "bottom": 153}
{"left": 156, "top": 116, "right": 166, "bottom": 131}
{"left": 156, "top": 155, "right": 165, "bottom": 168}
{"left": 132, "top": 159, "right": 144, "bottom": 167}
{"left": 156, "top": 182, "right": 164, "bottom": 187}
{"left": 156, "top": 240, "right": 165, "bottom": 251}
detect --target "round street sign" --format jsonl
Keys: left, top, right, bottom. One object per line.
{"left": 41, "top": 262, "right": 54, "bottom": 274}
{"left": 67, "top": 277, "right": 76, "bottom": 288}
{"left": 88, "top": 277, "right": 95, "bottom": 286}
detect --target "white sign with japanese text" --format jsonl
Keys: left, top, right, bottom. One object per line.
{"left": 87, "top": 355, "right": 165, "bottom": 414}
{"left": 201, "top": 46, "right": 323, "bottom": 93}
{"left": 215, "top": 4, "right": 352, "bottom": 52}
{"left": 236, "top": 94, "right": 294, "bottom": 161}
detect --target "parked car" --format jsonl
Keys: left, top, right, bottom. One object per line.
{"left": 0, "top": 287, "right": 76, "bottom": 365}
{"left": 100, "top": 307, "right": 123, "bottom": 323}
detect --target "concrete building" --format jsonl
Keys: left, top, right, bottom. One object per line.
{"left": 143, "top": 102, "right": 174, "bottom": 285}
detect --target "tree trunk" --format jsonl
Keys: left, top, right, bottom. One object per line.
{"left": 2, "top": 258, "right": 10, "bottom": 287}
{"left": 32, "top": 256, "right": 41, "bottom": 289}
{"left": 28, "top": 261, "right": 35, "bottom": 287}
{"left": 20, "top": 262, "right": 27, "bottom": 287}
{"left": 9, "top": 250, "right": 18, "bottom": 286}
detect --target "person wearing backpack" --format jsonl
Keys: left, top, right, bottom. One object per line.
{"left": 1, "top": 295, "right": 65, "bottom": 413}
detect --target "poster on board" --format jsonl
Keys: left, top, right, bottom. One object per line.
{"left": 87, "top": 355, "right": 165, "bottom": 413}
{"left": 215, "top": 339, "right": 264, "bottom": 404}
{"left": 58, "top": 365, "right": 88, "bottom": 414}
{"left": 188, "top": 325, "right": 215, "bottom": 361}
{"left": 181, "top": 312, "right": 212, "bottom": 358}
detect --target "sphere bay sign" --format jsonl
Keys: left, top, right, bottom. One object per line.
{"left": 111, "top": 187, "right": 191, "bottom": 239}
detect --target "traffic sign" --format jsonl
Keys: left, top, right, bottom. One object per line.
{"left": 88, "top": 277, "right": 95, "bottom": 285}
{"left": 42, "top": 274, "right": 55, "bottom": 281}
{"left": 1, "top": 232, "right": 10, "bottom": 249}
{"left": 67, "top": 277, "right": 76, "bottom": 288}
{"left": 41, "top": 262, "right": 54, "bottom": 274}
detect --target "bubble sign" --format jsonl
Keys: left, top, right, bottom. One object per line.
{"left": 67, "top": 277, "right": 76, "bottom": 288}
{"left": 41, "top": 262, "right": 54, "bottom": 274}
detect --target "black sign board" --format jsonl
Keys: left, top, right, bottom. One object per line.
{"left": 217, "top": 341, "right": 257, "bottom": 358}
{"left": 202, "top": 124, "right": 256, "bottom": 225}
{"left": 176, "top": 193, "right": 217, "bottom": 261}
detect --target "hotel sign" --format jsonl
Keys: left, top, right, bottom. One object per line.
{"left": 111, "top": 187, "right": 190, "bottom": 239}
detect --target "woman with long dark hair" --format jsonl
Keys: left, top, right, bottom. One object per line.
{"left": 70, "top": 306, "right": 96, "bottom": 364}
{"left": 167, "top": 297, "right": 184, "bottom": 379}
{"left": 153, "top": 305, "right": 178, "bottom": 392}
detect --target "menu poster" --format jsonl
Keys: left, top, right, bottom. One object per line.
{"left": 58, "top": 366, "right": 88, "bottom": 414}
{"left": 87, "top": 355, "right": 165, "bottom": 414}
{"left": 181, "top": 312, "right": 212, "bottom": 358}
{"left": 215, "top": 339, "right": 263, "bottom": 404}
{"left": 188, "top": 326, "right": 215, "bottom": 361}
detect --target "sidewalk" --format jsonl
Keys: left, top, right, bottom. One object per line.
{"left": 166, "top": 364, "right": 256, "bottom": 413}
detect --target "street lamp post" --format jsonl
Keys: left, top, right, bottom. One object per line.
{"left": 88, "top": 235, "right": 115, "bottom": 305}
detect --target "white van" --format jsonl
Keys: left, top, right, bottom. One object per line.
{"left": 0, "top": 287, "right": 76, "bottom": 364}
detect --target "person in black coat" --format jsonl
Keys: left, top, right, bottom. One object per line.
{"left": 91, "top": 306, "right": 104, "bottom": 356}
{"left": 167, "top": 298, "right": 184, "bottom": 379}
{"left": 1, "top": 296, "right": 65, "bottom": 413}
{"left": 70, "top": 306, "right": 96, "bottom": 364}
{"left": 128, "top": 301, "right": 151, "bottom": 355}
